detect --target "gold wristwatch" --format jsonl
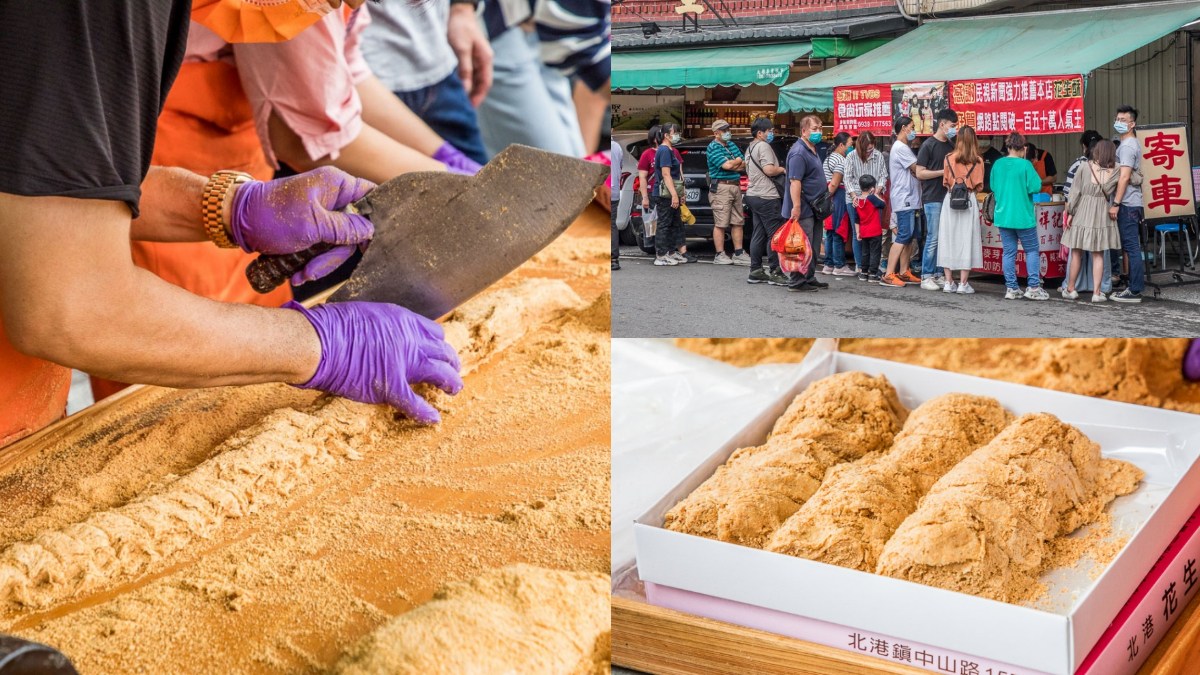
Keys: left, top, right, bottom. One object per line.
{"left": 202, "top": 170, "right": 253, "bottom": 249}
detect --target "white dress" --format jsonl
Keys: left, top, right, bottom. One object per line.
{"left": 936, "top": 193, "right": 983, "bottom": 271}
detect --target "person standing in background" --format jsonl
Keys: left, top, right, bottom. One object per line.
{"left": 1025, "top": 141, "right": 1058, "bottom": 195}
{"left": 706, "top": 119, "right": 749, "bottom": 266}
{"left": 783, "top": 115, "right": 832, "bottom": 293}
{"left": 744, "top": 116, "right": 789, "bottom": 286}
{"left": 1059, "top": 130, "right": 1110, "bottom": 297}
{"left": 360, "top": 0, "right": 491, "bottom": 165}
{"left": 937, "top": 125, "right": 984, "bottom": 295}
{"left": 914, "top": 109, "right": 958, "bottom": 290}
{"left": 821, "top": 132, "right": 853, "bottom": 277}
{"left": 989, "top": 132, "right": 1049, "bottom": 301}
{"left": 653, "top": 123, "right": 684, "bottom": 267}
{"left": 1110, "top": 104, "right": 1146, "bottom": 303}
{"left": 881, "top": 116, "right": 923, "bottom": 287}
{"left": 980, "top": 134, "right": 1004, "bottom": 192}
{"left": 842, "top": 130, "right": 888, "bottom": 277}
{"left": 477, "top": 0, "right": 610, "bottom": 157}
{"left": 852, "top": 174, "right": 886, "bottom": 284}
{"left": 611, "top": 137, "right": 620, "bottom": 271}
{"left": 1062, "top": 139, "right": 1121, "bottom": 303}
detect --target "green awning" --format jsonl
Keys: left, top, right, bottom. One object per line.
{"left": 779, "top": 0, "right": 1200, "bottom": 113}
{"left": 810, "top": 37, "right": 893, "bottom": 59}
{"left": 612, "top": 42, "right": 812, "bottom": 90}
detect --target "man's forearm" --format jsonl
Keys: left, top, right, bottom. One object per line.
{"left": 0, "top": 193, "right": 320, "bottom": 387}
{"left": 573, "top": 79, "right": 608, "bottom": 156}
{"left": 130, "top": 167, "right": 209, "bottom": 243}
{"left": 357, "top": 76, "right": 444, "bottom": 157}
{"left": 268, "top": 112, "right": 445, "bottom": 184}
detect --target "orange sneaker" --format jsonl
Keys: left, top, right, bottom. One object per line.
{"left": 898, "top": 270, "right": 922, "bottom": 284}
{"left": 880, "top": 273, "right": 907, "bottom": 288}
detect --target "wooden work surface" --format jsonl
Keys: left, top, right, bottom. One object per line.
{"left": 613, "top": 594, "right": 1200, "bottom": 675}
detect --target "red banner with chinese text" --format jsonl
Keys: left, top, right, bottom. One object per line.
{"left": 948, "top": 75, "right": 1085, "bottom": 136}
{"left": 833, "top": 84, "right": 895, "bottom": 135}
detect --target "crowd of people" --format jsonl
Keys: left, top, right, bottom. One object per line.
{"left": 617, "top": 102, "right": 1150, "bottom": 304}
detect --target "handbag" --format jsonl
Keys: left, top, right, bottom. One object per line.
{"left": 982, "top": 192, "right": 996, "bottom": 224}
{"left": 1088, "top": 162, "right": 1117, "bottom": 221}
{"left": 948, "top": 159, "right": 976, "bottom": 211}
{"left": 748, "top": 141, "right": 787, "bottom": 199}
{"left": 770, "top": 217, "right": 814, "bottom": 274}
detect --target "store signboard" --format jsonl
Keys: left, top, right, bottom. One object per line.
{"left": 976, "top": 203, "right": 1066, "bottom": 278}
{"left": 951, "top": 75, "right": 1085, "bottom": 136}
{"left": 834, "top": 75, "right": 1085, "bottom": 138}
{"left": 1135, "top": 123, "right": 1196, "bottom": 220}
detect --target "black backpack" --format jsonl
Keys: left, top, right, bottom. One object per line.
{"left": 949, "top": 160, "right": 978, "bottom": 211}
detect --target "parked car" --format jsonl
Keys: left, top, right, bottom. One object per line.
{"left": 612, "top": 133, "right": 651, "bottom": 252}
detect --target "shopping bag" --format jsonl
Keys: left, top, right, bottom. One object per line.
{"left": 680, "top": 203, "right": 696, "bottom": 225}
{"left": 771, "top": 217, "right": 813, "bottom": 275}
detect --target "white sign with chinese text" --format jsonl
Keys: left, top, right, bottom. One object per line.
{"left": 1136, "top": 123, "right": 1196, "bottom": 220}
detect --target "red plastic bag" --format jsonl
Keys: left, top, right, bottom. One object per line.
{"left": 771, "top": 217, "right": 813, "bottom": 275}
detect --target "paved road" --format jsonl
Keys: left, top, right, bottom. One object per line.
{"left": 613, "top": 241, "right": 1200, "bottom": 337}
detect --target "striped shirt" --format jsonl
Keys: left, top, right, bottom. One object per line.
{"left": 843, "top": 149, "right": 889, "bottom": 203}
{"left": 823, "top": 151, "right": 845, "bottom": 184}
{"left": 1063, "top": 155, "right": 1088, "bottom": 199}
{"left": 707, "top": 140, "right": 744, "bottom": 181}
{"left": 482, "top": 0, "right": 610, "bottom": 92}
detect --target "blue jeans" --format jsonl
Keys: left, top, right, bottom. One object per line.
{"left": 921, "top": 201, "right": 943, "bottom": 279}
{"left": 1117, "top": 205, "right": 1145, "bottom": 294}
{"left": 824, "top": 229, "right": 845, "bottom": 268}
{"left": 1000, "top": 226, "right": 1042, "bottom": 290}
{"left": 477, "top": 27, "right": 584, "bottom": 158}
{"left": 394, "top": 70, "right": 488, "bottom": 165}
{"left": 847, "top": 205, "right": 861, "bottom": 268}
{"left": 894, "top": 208, "right": 916, "bottom": 245}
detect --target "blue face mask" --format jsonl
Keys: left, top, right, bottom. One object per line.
{"left": 845, "top": 146, "right": 854, "bottom": 156}
{"left": 1114, "top": 121, "right": 1130, "bottom": 134}
{"left": 809, "top": 132, "right": 824, "bottom": 144}
{"left": 721, "top": 132, "right": 732, "bottom": 142}
{"left": 907, "top": 130, "right": 916, "bottom": 142}
{"left": 765, "top": 132, "right": 775, "bottom": 143}
{"left": 946, "top": 127, "right": 958, "bottom": 139}
{"left": 670, "top": 133, "right": 681, "bottom": 144}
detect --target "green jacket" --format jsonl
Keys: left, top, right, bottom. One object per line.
{"left": 989, "top": 156, "right": 1043, "bottom": 229}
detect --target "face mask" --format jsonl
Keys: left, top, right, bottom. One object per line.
{"left": 721, "top": 132, "right": 732, "bottom": 142}
{"left": 765, "top": 132, "right": 775, "bottom": 143}
{"left": 845, "top": 146, "right": 854, "bottom": 156}
{"left": 979, "top": 138, "right": 990, "bottom": 149}
{"left": 670, "top": 133, "right": 681, "bottom": 144}
{"left": 809, "top": 132, "right": 824, "bottom": 144}
{"left": 907, "top": 130, "right": 916, "bottom": 142}
{"left": 1114, "top": 121, "right": 1130, "bottom": 134}
{"left": 946, "top": 127, "right": 958, "bottom": 139}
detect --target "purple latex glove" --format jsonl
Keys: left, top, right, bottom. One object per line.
{"left": 285, "top": 300, "right": 463, "bottom": 424}
{"left": 433, "top": 141, "right": 483, "bottom": 176}
{"left": 229, "top": 167, "right": 377, "bottom": 286}
{"left": 1185, "top": 339, "right": 1200, "bottom": 381}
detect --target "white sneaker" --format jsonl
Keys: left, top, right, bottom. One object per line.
{"left": 713, "top": 252, "right": 733, "bottom": 265}
{"left": 957, "top": 282, "right": 975, "bottom": 294}
{"left": 821, "top": 265, "right": 833, "bottom": 275}
{"left": 920, "top": 278, "right": 941, "bottom": 291}
{"left": 1004, "top": 288, "right": 1023, "bottom": 300}
{"left": 669, "top": 251, "right": 687, "bottom": 263}
{"left": 654, "top": 255, "right": 678, "bottom": 266}
{"left": 1061, "top": 289, "right": 1079, "bottom": 300}
{"left": 943, "top": 281, "right": 958, "bottom": 293}
{"left": 933, "top": 275, "right": 947, "bottom": 287}
{"left": 1024, "top": 286, "right": 1050, "bottom": 301}
{"left": 1092, "top": 292, "right": 1108, "bottom": 303}
{"left": 731, "top": 252, "right": 752, "bottom": 267}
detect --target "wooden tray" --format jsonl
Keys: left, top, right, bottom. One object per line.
{"left": 612, "top": 593, "right": 1200, "bottom": 675}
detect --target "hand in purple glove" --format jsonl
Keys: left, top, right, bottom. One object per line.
{"left": 1185, "top": 339, "right": 1200, "bottom": 381}
{"left": 229, "top": 167, "right": 377, "bottom": 286}
{"left": 433, "top": 141, "right": 483, "bottom": 176}
{"left": 285, "top": 300, "right": 463, "bottom": 424}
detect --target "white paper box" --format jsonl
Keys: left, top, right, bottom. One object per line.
{"left": 634, "top": 351, "right": 1200, "bottom": 675}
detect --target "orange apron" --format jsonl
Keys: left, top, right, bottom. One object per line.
{"left": 1031, "top": 150, "right": 1053, "bottom": 195}
{"left": 0, "top": 324, "right": 71, "bottom": 449}
{"left": 192, "top": 0, "right": 331, "bottom": 44}
{"left": 90, "top": 60, "right": 293, "bottom": 401}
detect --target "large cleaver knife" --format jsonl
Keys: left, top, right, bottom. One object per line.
{"left": 246, "top": 144, "right": 608, "bottom": 319}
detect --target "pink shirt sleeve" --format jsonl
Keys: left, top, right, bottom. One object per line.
{"left": 232, "top": 6, "right": 373, "bottom": 167}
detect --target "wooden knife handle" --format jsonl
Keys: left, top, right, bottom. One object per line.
{"left": 246, "top": 242, "right": 335, "bottom": 293}
{"left": 246, "top": 201, "right": 368, "bottom": 294}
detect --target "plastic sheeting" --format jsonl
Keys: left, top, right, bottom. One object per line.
{"left": 611, "top": 338, "right": 836, "bottom": 577}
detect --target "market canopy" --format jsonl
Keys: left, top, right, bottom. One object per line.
{"left": 612, "top": 42, "right": 812, "bottom": 90}
{"left": 778, "top": 0, "right": 1200, "bottom": 112}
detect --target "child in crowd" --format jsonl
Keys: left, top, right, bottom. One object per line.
{"left": 854, "top": 174, "right": 886, "bottom": 283}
